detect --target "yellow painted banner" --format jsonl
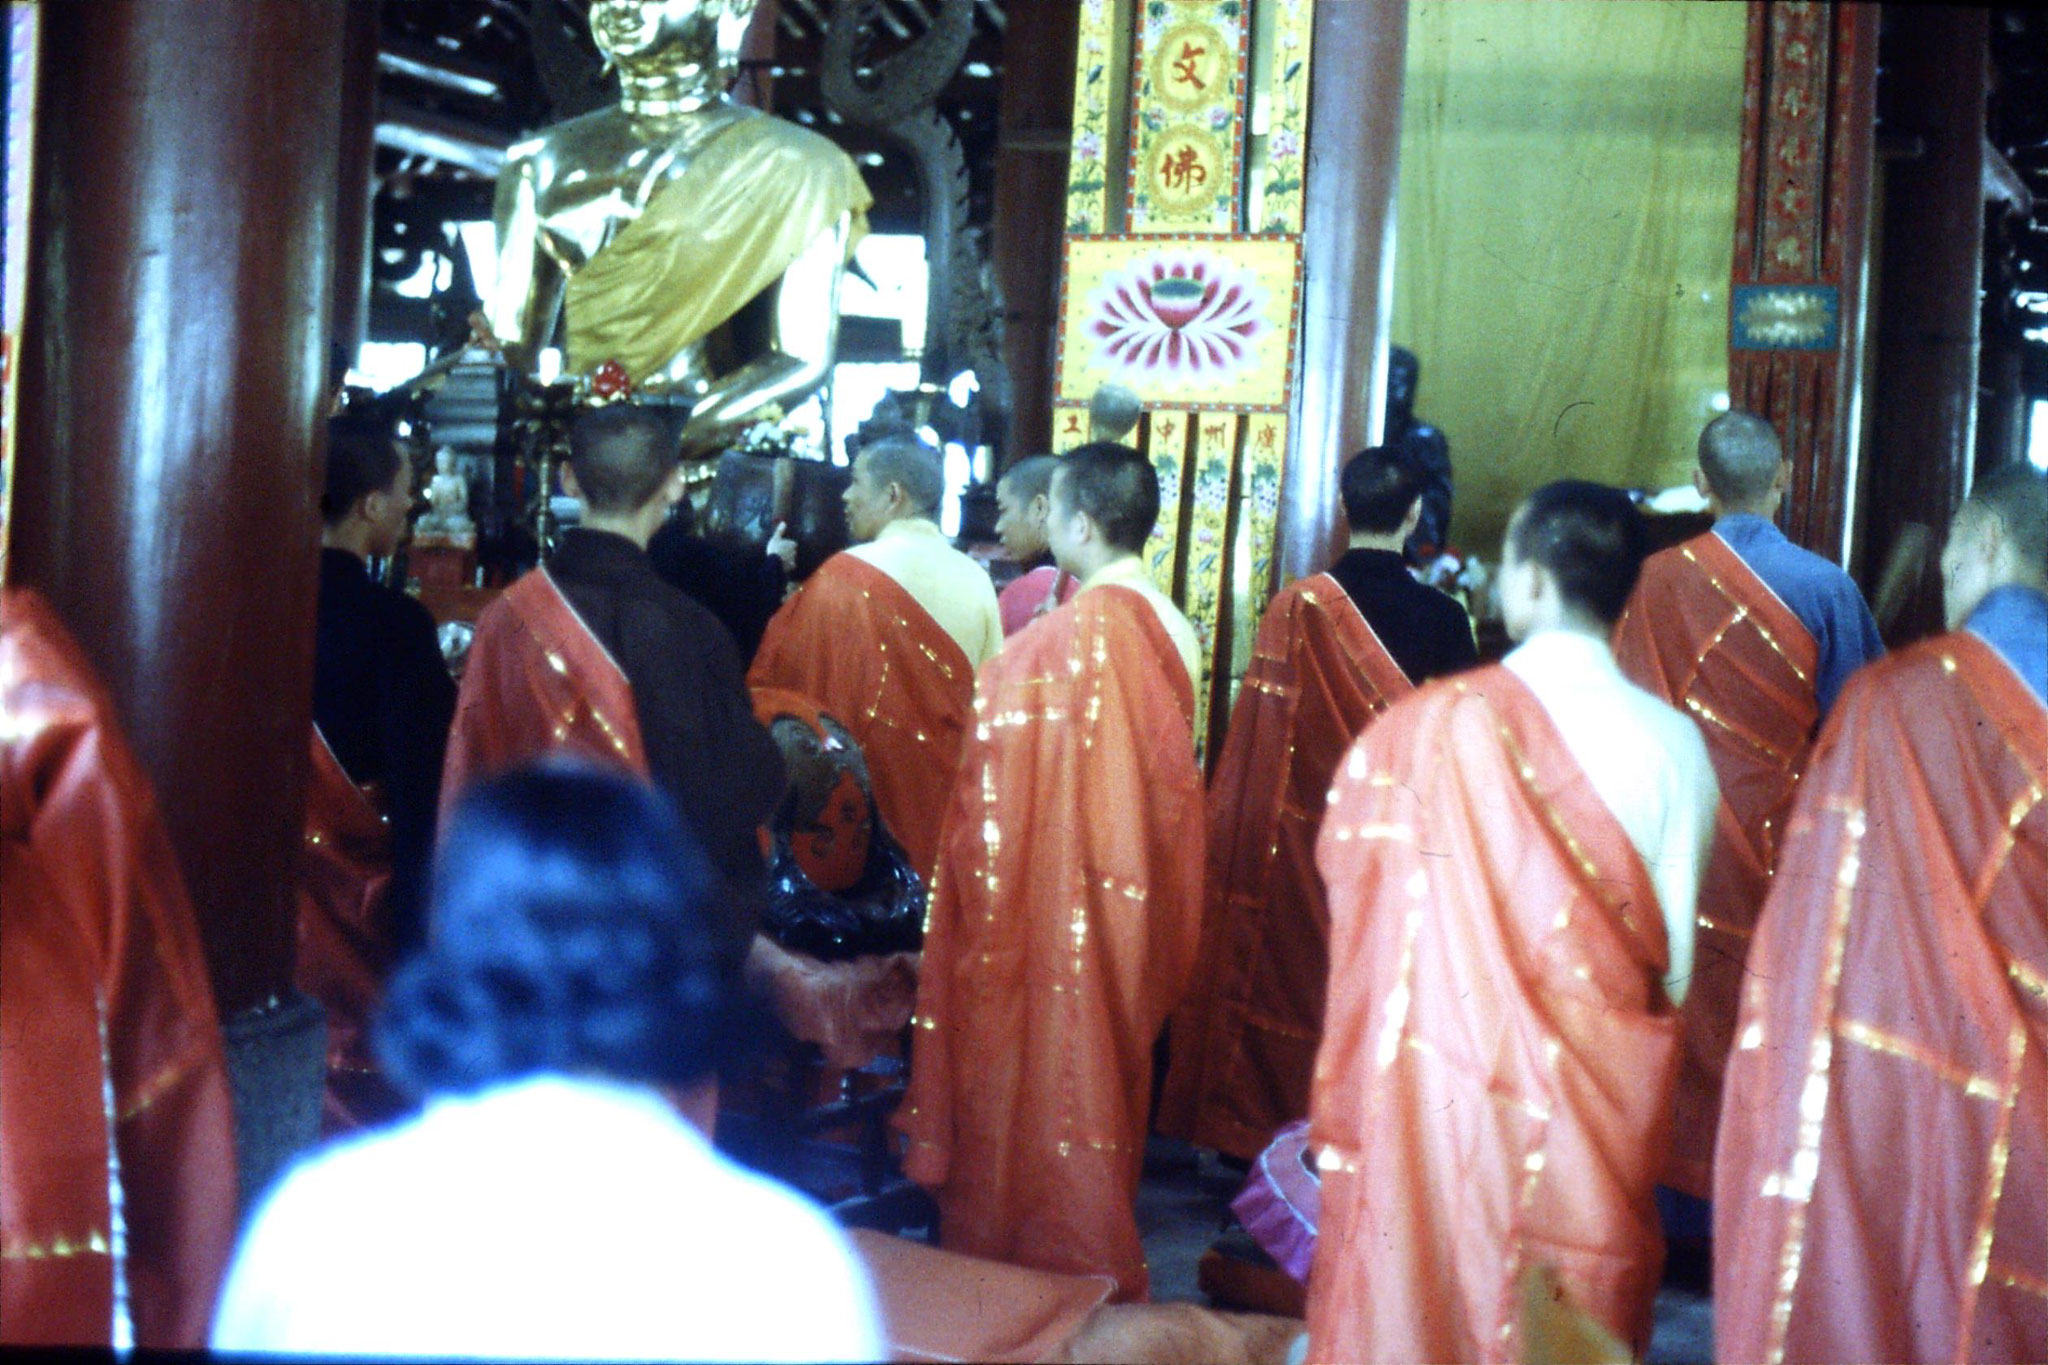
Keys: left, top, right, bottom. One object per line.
{"left": 1127, "top": 0, "right": 1250, "bottom": 234}
{"left": 1183, "top": 411, "right": 1240, "bottom": 749}
{"left": 1051, "top": 403, "right": 1093, "bottom": 452}
{"left": 1065, "top": 0, "right": 1128, "bottom": 235}
{"left": 1057, "top": 234, "right": 1301, "bottom": 412}
{"left": 1141, "top": 409, "right": 1194, "bottom": 597}
{"left": 1240, "top": 411, "right": 1288, "bottom": 599}
{"left": 1254, "top": 0, "right": 1315, "bottom": 234}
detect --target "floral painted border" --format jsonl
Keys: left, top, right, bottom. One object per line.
{"left": 1065, "top": 0, "right": 1126, "bottom": 235}
{"left": 1141, "top": 410, "right": 1193, "bottom": 599}
{"left": 1257, "top": 0, "right": 1315, "bottom": 234}
{"left": 1183, "top": 411, "right": 1241, "bottom": 753}
{"left": 1240, "top": 411, "right": 1288, "bottom": 600}
{"left": 1126, "top": 0, "right": 1251, "bottom": 235}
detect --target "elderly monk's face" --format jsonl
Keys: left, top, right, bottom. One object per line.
{"left": 1940, "top": 503, "right": 1998, "bottom": 630}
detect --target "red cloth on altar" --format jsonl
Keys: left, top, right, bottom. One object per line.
{"left": 1613, "top": 529, "right": 1820, "bottom": 1196}
{"left": 295, "top": 725, "right": 405, "bottom": 1130}
{"left": 1159, "top": 574, "right": 1412, "bottom": 1160}
{"left": 894, "top": 584, "right": 1205, "bottom": 1301}
{"left": 1, "top": 588, "right": 239, "bottom": 1348}
{"left": 1307, "top": 667, "right": 1682, "bottom": 1364}
{"left": 749, "top": 554, "right": 975, "bottom": 879}
{"left": 440, "top": 568, "right": 648, "bottom": 817}
{"left": 998, "top": 564, "right": 1078, "bottom": 638}
{"left": 1713, "top": 631, "right": 2047, "bottom": 1365}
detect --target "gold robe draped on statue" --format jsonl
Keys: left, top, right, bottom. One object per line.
{"left": 562, "top": 111, "right": 872, "bottom": 384}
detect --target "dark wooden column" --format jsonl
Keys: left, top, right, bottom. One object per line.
{"left": 14, "top": 0, "right": 347, "bottom": 1017}
{"left": 1862, "top": 6, "right": 1988, "bottom": 640}
{"left": 331, "top": 0, "right": 381, "bottom": 369}
{"left": 1280, "top": 0, "right": 1409, "bottom": 582}
{"left": 993, "top": 4, "right": 1080, "bottom": 464}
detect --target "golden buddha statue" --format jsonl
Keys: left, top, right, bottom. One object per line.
{"left": 487, "top": 0, "right": 871, "bottom": 455}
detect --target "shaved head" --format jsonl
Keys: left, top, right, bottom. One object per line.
{"left": 1697, "top": 411, "right": 1784, "bottom": 507}
{"left": 999, "top": 455, "right": 1059, "bottom": 503}
{"left": 1963, "top": 463, "right": 2048, "bottom": 574}
{"left": 859, "top": 437, "right": 945, "bottom": 517}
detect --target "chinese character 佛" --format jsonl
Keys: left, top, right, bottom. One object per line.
{"left": 1160, "top": 144, "right": 1208, "bottom": 192}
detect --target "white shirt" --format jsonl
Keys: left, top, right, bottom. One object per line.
{"left": 1078, "top": 554, "right": 1203, "bottom": 695}
{"left": 1503, "top": 628, "right": 1718, "bottom": 1004}
{"left": 211, "top": 1075, "right": 883, "bottom": 1362}
{"left": 846, "top": 517, "right": 1004, "bottom": 668}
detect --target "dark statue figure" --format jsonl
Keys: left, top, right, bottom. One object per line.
{"left": 1385, "top": 346, "right": 1453, "bottom": 566}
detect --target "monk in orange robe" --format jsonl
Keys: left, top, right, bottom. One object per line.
{"left": 897, "top": 443, "right": 1205, "bottom": 1302}
{"left": 1715, "top": 465, "right": 2048, "bottom": 1365}
{"left": 1308, "top": 483, "right": 1717, "bottom": 1363}
{"left": 750, "top": 436, "right": 1000, "bottom": 879}
{"left": 1161, "top": 445, "right": 1476, "bottom": 1161}
{"left": 2, "top": 588, "right": 239, "bottom": 1349}
{"left": 1614, "top": 411, "right": 1882, "bottom": 1198}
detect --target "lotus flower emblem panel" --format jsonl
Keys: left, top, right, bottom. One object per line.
{"left": 1058, "top": 235, "right": 1303, "bottom": 412}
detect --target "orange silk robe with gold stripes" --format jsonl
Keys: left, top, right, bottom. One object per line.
{"left": 1, "top": 588, "right": 239, "bottom": 1348}
{"left": 1714, "top": 631, "right": 2047, "bottom": 1364}
{"left": 1308, "top": 667, "right": 1682, "bottom": 1364}
{"left": 749, "top": 553, "right": 976, "bottom": 881}
{"left": 440, "top": 569, "right": 649, "bottom": 817}
{"left": 1158, "top": 572, "right": 1412, "bottom": 1160}
{"left": 1613, "top": 529, "right": 1820, "bottom": 1197}
{"left": 895, "top": 584, "right": 1205, "bottom": 1302}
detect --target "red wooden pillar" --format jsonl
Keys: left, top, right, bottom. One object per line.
{"left": 13, "top": 0, "right": 347, "bottom": 1019}
{"left": 1727, "top": 1, "right": 1879, "bottom": 566}
{"left": 1280, "top": 0, "right": 1409, "bottom": 583}
{"left": 994, "top": 5, "right": 1081, "bottom": 463}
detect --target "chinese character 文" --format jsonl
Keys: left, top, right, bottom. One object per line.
{"left": 1171, "top": 41, "right": 1208, "bottom": 89}
{"left": 1160, "top": 145, "right": 1208, "bottom": 192}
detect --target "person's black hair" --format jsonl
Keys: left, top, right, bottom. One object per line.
{"left": 1052, "top": 441, "right": 1159, "bottom": 553}
{"left": 1340, "top": 445, "right": 1428, "bottom": 534}
{"left": 1506, "top": 479, "right": 1648, "bottom": 626}
{"left": 999, "top": 454, "right": 1060, "bottom": 504}
{"left": 374, "top": 761, "right": 748, "bottom": 1100}
{"left": 568, "top": 404, "right": 679, "bottom": 514}
{"left": 321, "top": 414, "right": 404, "bottom": 527}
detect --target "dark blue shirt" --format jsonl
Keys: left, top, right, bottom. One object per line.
{"left": 1967, "top": 584, "right": 2048, "bottom": 705}
{"left": 1714, "top": 514, "right": 1883, "bottom": 716}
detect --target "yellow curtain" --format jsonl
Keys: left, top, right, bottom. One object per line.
{"left": 1391, "top": 0, "right": 1747, "bottom": 558}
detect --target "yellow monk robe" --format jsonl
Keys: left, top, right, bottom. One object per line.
{"left": 564, "top": 110, "right": 872, "bottom": 384}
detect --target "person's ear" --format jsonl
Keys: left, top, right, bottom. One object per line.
{"left": 1692, "top": 466, "right": 1712, "bottom": 502}
{"left": 662, "top": 465, "right": 689, "bottom": 508}
{"left": 1774, "top": 459, "right": 1792, "bottom": 495}
{"left": 560, "top": 463, "right": 584, "bottom": 502}
{"left": 1030, "top": 492, "right": 1049, "bottom": 523}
